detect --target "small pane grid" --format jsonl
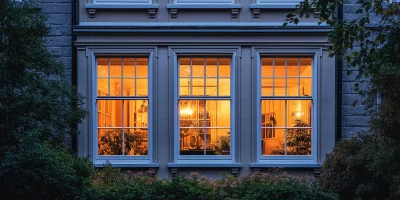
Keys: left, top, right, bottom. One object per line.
{"left": 260, "top": 57, "right": 313, "bottom": 156}
{"left": 97, "top": 57, "right": 149, "bottom": 156}
{"left": 178, "top": 57, "right": 231, "bottom": 156}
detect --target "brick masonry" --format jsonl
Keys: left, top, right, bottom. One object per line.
{"left": 40, "top": 0, "right": 72, "bottom": 72}
{"left": 341, "top": 1, "right": 371, "bottom": 139}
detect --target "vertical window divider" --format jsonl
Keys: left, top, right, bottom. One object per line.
{"left": 217, "top": 58, "right": 219, "bottom": 96}
{"left": 122, "top": 100, "right": 125, "bottom": 155}
{"left": 190, "top": 58, "right": 193, "bottom": 96}
{"left": 134, "top": 58, "right": 137, "bottom": 96}
{"left": 203, "top": 58, "right": 207, "bottom": 155}
{"left": 122, "top": 58, "right": 124, "bottom": 97}
{"left": 284, "top": 100, "right": 287, "bottom": 155}
{"left": 272, "top": 58, "right": 275, "bottom": 96}
{"left": 285, "top": 58, "right": 288, "bottom": 96}
{"left": 298, "top": 58, "right": 301, "bottom": 96}
{"left": 108, "top": 58, "right": 110, "bottom": 96}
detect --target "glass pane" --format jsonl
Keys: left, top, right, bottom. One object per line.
{"left": 136, "top": 78, "right": 148, "bottom": 96}
{"left": 192, "top": 58, "right": 204, "bottom": 77}
{"left": 262, "top": 58, "right": 273, "bottom": 77}
{"left": 98, "top": 128, "right": 123, "bottom": 155}
{"left": 180, "top": 58, "right": 191, "bottom": 77}
{"left": 125, "top": 128, "right": 148, "bottom": 155}
{"left": 192, "top": 78, "right": 204, "bottom": 96}
{"left": 274, "top": 58, "right": 286, "bottom": 77}
{"left": 262, "top": 128, "right": 285, "bottom": 155}
{"left": 125, "top": 100, "right": 148, "bottom": 128}
{"left": 123, "top": 58, "right": 134, "bottom": 77}
{"left": 300, "top": 78, "right": 312, "bottom": 96}
{"left": 274, "top": 78, "right": 286, "bottom": 96}
{"left": 98, "top": 100, "right": 113, "bottom": 127}
{"left": 98, "top": 58, "right": 109, "bottom": 77}
{"left": 261, "top": 78, "right": 273, "bottom": 96}
{"left": 136, "top": 58, "right": 148, "bottom": 77}
{"left": 287, "top": 78, "right": 299, "bottom": 96}
{"left": 110, "top": 78, "right": 122, "bottom": 96}
{"left": 180, "top": 128, "right": 204, "bottom": 154}
{"left": 287, "top": 58, "right": 299, "bottom": 77}
{"left": 206, "top": 100, "right": 230, "bottom": 127}
{"left": 123, "top": 78, "right": 134, "bottom": 96}
{"left": 110, "top": 58, "right": 122, "bottom": 77}
{"left": 218, "top": 58, "right": 230, "bottom": 77}
{"left": 179, "top": 100, "right": 205, "bottom": 127}
{"left": 300, "top": 58, "right": 312, "bottom": 77}
{"left": 287, "top": 100, "right": 312, "bottom": 127}
{"left": 179, "top": 78, "right": 190, "bottom": 96}
{"left": 206, "top": 58, "right": 217, "bottom": 77}
{"left": 98, "top": 78, "right": 108, "bottom": 96}
{"left": 286, "top": 128, "right": 311, "bottom": 155}
{"left": 218, "top": 78, "right": 230, "bottom": 96}
{"left": 206, "top": 78, "right": 217, "bottom": 96}
{"left": 209, "top": 128, "right": 230, "bottom": 155}
{"left": 261, "top": 100, "right": 285, "bottom": 128}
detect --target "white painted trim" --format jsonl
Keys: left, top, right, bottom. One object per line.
{"left": 253, "top": 47, "right": 320, "bottom": 165}
{"left": 174, "top": 0, "right": 234, "bottom": 4}
{"left": 169, "top": 46, "right": 240, "bottom": 164}
{"left": 256, "top": 0, "right": 301, "bottom": 4}
{"left": 88, "top": 47, "right": 157, "bottom": 165}
{"left": 94, "top": 0, "right": 152, "bottom": 4}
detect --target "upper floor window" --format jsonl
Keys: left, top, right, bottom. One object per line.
{"left": 178, "top": 57, "right": 232, "bottom": 158}
{"left": 97, "top": 57, "right": 150, "bottom": 156}
{"left": 260, "top": 57, "right": 313, "bottom": 157}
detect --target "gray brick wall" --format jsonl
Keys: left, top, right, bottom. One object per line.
{"left": 40, "top": 0, "right": 72, "bottom": 72}
{"left": 39, "top": 0, "right": 73, "bottom": 146}
{"left": 341, "top": 1, "right": 371, "bottom": 139}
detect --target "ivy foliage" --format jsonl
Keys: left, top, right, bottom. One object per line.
{"left": 0, "top": 0, "right": 86, "bottom": 153}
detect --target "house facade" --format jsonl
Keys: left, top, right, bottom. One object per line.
{"left": 40, "top": 0, "right": 368, "bottom": 178}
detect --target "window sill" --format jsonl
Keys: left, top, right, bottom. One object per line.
{"left": 167, "top": 4, "right": 241, "bottom": 18}
{"left": 85, "top": 4, "right": 158, "bottom": 9}
{"left": 94, "top": 163, "right": 160, "bottom": 168}
{"left": 168, "top": 163, "right": 242, "bottom": 168}
{"left": 250, "top": 4, "right": 298, "bottom": 9}
{"left": 250, "top": 163, "right": 321, "bottom": 168}
{"left": 85, "top": 4, "right": 158, "bottom": 18}
{"left": 167, "top": 4, "right": 241, "bottom": 9}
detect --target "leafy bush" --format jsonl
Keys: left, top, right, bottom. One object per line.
{"left": 92, "top": 167, "right": 337, "bottom": 200}
{"left": 0, "top": 137, "right": 94, "bottom": 200}
{"left": 319, "top": 134, "right": 400, "bottom": 200}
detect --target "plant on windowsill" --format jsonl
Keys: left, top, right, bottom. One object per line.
{"left": 215, "top": 136, "right": 230, "bottom": 155}
{"left": 98, "top": 129, "right": 143, "bottom": 155}
{"left": 271, "top": 119, "right": 311, "bottom": 155}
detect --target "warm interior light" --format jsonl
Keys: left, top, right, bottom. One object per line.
{"left": 295, "top": 112, "right": 301, "bottom": 118}
{"left": 180, "top": 107, "right": 193, "bottom": 115}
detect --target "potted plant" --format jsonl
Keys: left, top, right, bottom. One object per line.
{"left": 271, "top": 120, "right": 311, "bottom": 155}
{"left": 98, "top": 129, "right": 143, "bottom": 155}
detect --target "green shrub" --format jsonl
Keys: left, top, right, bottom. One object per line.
{"left": 0, "top": 139, "right": 94, "bottom": 200}
{"left": 319, "top": 134, "right": 400, "bottom": 200}
{"left": 92, "top": 167, "right": 337, "bottom": 200}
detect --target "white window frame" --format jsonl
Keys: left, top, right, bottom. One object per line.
{"left": 89, "top": 47, "right": 157, "bottom": 166}
{"left": 253, "top": 47, "right": 320, "bottom": 165}
{"left": 173, "top": 0, "right": 235, "bottom": 4}
{"left": 170, "top": 47, "right": 239, "bottom": 164}
{"left": 94, "top": 0, "right": 152, "bottom": 4}
{"left": 256, "top": 0, "right": 301, "bottom": 6}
